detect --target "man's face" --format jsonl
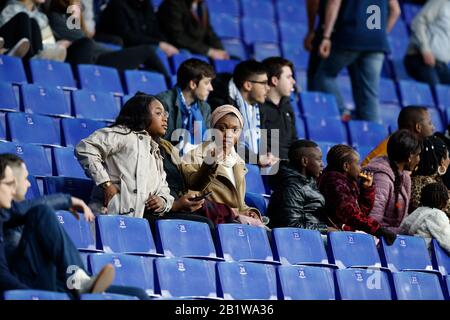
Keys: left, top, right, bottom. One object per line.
{"left": 304, "top": 147, "right": 324, "bottom": 178}
{"left": 0, "top": 166, "right": 16, "bottom": 209}
{"left": 247, "top": 73, "right": 270, "bottom": 104}
{"left": 418, "top": 111, "right": 435, "bottom": 137}
{"left": 273, "top": 66, "right": 296, "bottom": 98}
{"left": 12, "top": 163, "right": 31, "bottom": 201}
{"left": 193, "top": 77, "right": 213, "bottom": 101}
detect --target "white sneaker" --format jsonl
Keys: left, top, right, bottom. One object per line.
{"left": 72, "top": 264, "right": 115, "bottom": 294}
{"left": 36, "top": 45, "right": 67, "bottom": 61}
{"left": 7, "top": 38, "right": 30, "bottom": 58}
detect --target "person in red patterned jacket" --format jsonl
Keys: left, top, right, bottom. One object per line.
{"left": 317, "top": 144, "right": 396, "bottom": 244}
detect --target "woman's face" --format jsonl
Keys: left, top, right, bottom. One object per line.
{"left": 213, "top": 114, "right": 242, "bottom": 152}
{"left": 344, "top": 152, "right": 361, "bottom": 181}
{"left": 406, "top": 151, "right": 421, "bottom": 172}
{"left": 146, "top": 100, "right": 168, "bottom": 137}
{"left": 441, "top": 150, "right": 450, "bottom": 171}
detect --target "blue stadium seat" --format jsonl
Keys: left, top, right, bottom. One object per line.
{"left": 431, "top": 239, "right": 450, "bottom": 275}
{"left": 390, "top": 19, "right": 409, "bottom": 40}
{"left": 7, "top": 112, "right": 61, "bottom": 146}
{"left": 389, "top": 59, "right": 413, "bottom": 81}
{"left": 209, "top": 13, "right": 240, "bottom": 39}
{"left": 155, "top": 47, "right": 172, "bottom": 77}
{"left": 379, "top": 104, "right": 401, "bottom": 132}
{"left": 43, "top": 176, "right": 94, "bottom": 204}
{"left": 222, "top": 38, "right": 248, "bottom": 60}
{"left": 275, "top": 0, "right": 306, "bottom": 23}
{"left": 245, "top": 164, "right": 267, "bottom": 194}
{"left": 305, "top": 117, "right": 348, "bottom": 145}
{"left": 170, "top": 51, "right": 192, "bottom": 75}
{"left": 79, "top": 251, "right": 89, "bottom": 270}
{"left": 278, "top": 22, "right": 307, "bottom": 44}
{"left": 29, "top": 59, "right": 76, "bottom": 88}
{"left": 299, "top": 92, "right": 340, "bottom": 119}
{"left": 0, "top": 82, "right": 20, "bottom": 112}
{"left": 81, "top": 293, "right": 138, "bottom": 300}
{"left": 0, "top": 141, "right": 52, "bottom": 176}
{"left": 347, "top": 120, "right": 389, "bottom": 148}
{"left": 335, "top": 269, "right": 393, "bottom": 300}
{"left": 61, "top": 118, "right": 106, "bottom": 148}
{"left": 398, "top": 80, "right": 435, "bottom": 108}
{"left": 155, "top": 257, "right": 219, "bottom": 299}
{"left": 337, "top": 75, "right": 355, "bottom": 110}
{"left": 328, "top": 231, "right": 385, "bottom": 269}
{"left": 0, "top": 55, "right": 27, "bottom": 84}
{"left": 428, "top": 108, "right": 444, "bottom": 132}
{"left": 436, "top": 84, "right": 450, "bottom": 111}
{"left": 241, "top": 17, "right": 278, "bottom": 44}
{"left": 253, "top": 43, "right": 281, "bottom": 61}
{"left": 272, "top": 228, "right": 336, "bottom": 268}
{"left": 52, "top": 146, "right": 87, "bottom": 179}
{"left": 281, "top": 42, "right": 309, "bottom": 71}
{"left": 244, "top": 192, "right": 267, "bottom": 216}
{"left": 213, "top": 59, "right": 240, "bottom": 73}
{"left": 95, "top": 215, "right": 161, "bottom": 256}
{"left": 392, "top": 271, "right": 444, "bottom": 300}
{"left": 207, "top": 0, "right": 240, "bottom": 17}
{"left": 445, "top": 276, "right": 450, "bottom": 300}
{"left": 3, "top": 290, "right": 70, "bottom": 300}
{"left": 124, "top": 70, "right": 167, "bottom": 95}
{"left": 387, "top": 36, "right": 409, "bottom": 60}
{"left": 155, "top": 219, "right": 221, "bottom": 260}
{"left": 379, "top": 78, "right": 400, "bottom": 105}
{"left": 55, "top": 210, "right": 99, "bottom": 252}
{"left": 217, "top": 261, "right": 277, "bottom": 300}
{"left": 217, "top": 223, "right": 279, "bottom": 264}
{"left": 357, "top": 145, "right": 373, "bottom": 162}
{"left": 21, "top": 84, "right": 71, "bottom": 117}
{"left": 25, "top": 175, "right": 40, "bottom": 200}
{"left": 277, "top": 265, "right": 335, "bottom": 300}
{"left": 295, "top": 70, "right": 307, "bottom": 92}
{"left": 77, "top": 64, "right": 123, "bottom": 94}
{"left": 89, "top": 253, "right": 158, "bottom": 297}
{"left": 72, "top": 90, "right": 119, "bottom": 122}
{"left": 379, "top": 235, "right": 437, "bottom": 273}
{"left": 190, "top": 54, "right": 209, "bottom": 64}
{"left": 402, "top": 3, "right": 422, "bottom": 23}
{"left": 241, "top": 0, "right": 275, "bottom": 20}
{"left": 295, "top": 116, "right": 306, "bottom": 138}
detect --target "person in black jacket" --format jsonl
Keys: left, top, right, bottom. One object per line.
{"left": 267, "top": 139, "right": 329, "bottom": 232}
{"left": 157, "top": 0, "right": 229, "bottom": 60}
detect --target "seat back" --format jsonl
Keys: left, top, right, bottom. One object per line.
{"left": 61, "top": 118, "right": 106, "bottom": 148}
{"left": 21, "top": 84, "right": 71, "bottom": 117}
{"left": 392, "top": 271, "right": 444, "bottom": 300}
{"left": 3, "top": 290, "right": 70, "bottom": 300}
{"left": 55, "top": 210, "right": 96, "bottom": 251}
{"left": 335, "top": 269, "right": 392, "bottom": 300}
{"left": 29, "top": 59, "right": 76, "bottom": 88}
{"left": 77, "top": 64, "right": 123, "bottom": 93}
{"left": 0, "top": 141, "right": 52, "bottom": 176}
{"left": 72, "top": 90, "right": 119, "bottom": 122}
{"left": 0, "top": 55, "right": 27, "bottom": 84}
{"left": 431, "top": 239, "right": 450, "bottom": 275}
{"left": 52, "top": 146, "right": 86, "bottom": 179}
{"left": 7, "top": 112, "right": 61, "bottom": 146}
{"left": 124, "top": 70, "right": 167, "bottom": 95}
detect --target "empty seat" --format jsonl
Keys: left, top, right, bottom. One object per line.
{"left": 300, "top": 92, "right": 340, "bottom": 119}
{"left": 72, "top": 90, "right": 119, "bottom": 122}
{"left": 209, "top": 13, "right": 240, "bottom": 39}
{"left": 328, "top": 231, "right": 385, "bottom": 269}
{"left": 387, "top": 36, "right": 409, "bottom": 60}
{"left": 89, "top": 253, "right": 158, "bottom": 297}
{"left": 379, "top": 78, "right": 400, "bottom": 105}
{"left": 335, "top": 269, "right": 393, "bottom": 300}
{"left": 241, "top": 0, "right": 275, "bottom": 20}
{"left": 0, "top": 141, "right": 52, "bottom": 177}
{"left": 217, "top": 223, "right": 279, "bottom": 264}
{"left": 273, "top": 228, "right": 336, "bottom": 267}
{"left": 96, "top": 215, "right": 161, "bottom": 256}
{"left": 7, "top": 112, "right": 61, "bottom": 146}
{"left": 43, "top": 176, "right": 94, "bottom": 204}
{"left": 275, "top": 0, "right": 306, "bottom": 23}
{"left": 53, "top": 146, "right": 86, "bottom": 179}
{"left": 436, "top": 84, "right": 450, "bottom": 111}
{"left": 207, "top": 0, "right": 240, "bottom": 17}
{"left": 281, "top": 42, "right": 309, "bottom": 71}
{"left": 3, "top": 290, "right": 70, "bottom": 300}
{"left": 222, "top": 38, "right": 247, "bottom": 60}
{"left": 55, "top": 210, "right": 98, "bottom": 252}
{"left": 398, "top": 80, "right": 435, "bottom": 107}
{"left": 124, "top": 70, "right": 167, "bottom": 95}
{"left": 25, "top": 175, "right": 41, "bottom": 200}
{"left": 217, "top": 261, "right": 277, "bottom": 300}
{"left": 379, "top": 235, "right": 436, "bottom": 273}
{"left": 0, "top": 55, "right": 27, "bottom": 84}
{"left": 81, "top": 293, "right": 138, "bottom": 300}
{"left": 29, "top": 59, "right": 76, "bottom": 88}
{"left": 277, "top": 265, "right": 335, "bottom": 300}
{"left": 170, "top": 51, "right": 192, "bottom": 75}
{"left": 431, "top": 239, "right": 450, "bottom": 275}
{"left": 241, "top": 17, "right": 278, "bottom": 44}
{"left": 61, "top": 118, "right": 106, "bottom": 148}
{"left": 245, "top": 164, "right": 266, "bottom": 194}
{"left": 213, "top": 59, "right": 239, "bottom": 73}
{"left": 305, "top": 117, "right": 347, "bottom": 145}
{"left": 295, "top": 116, "right": 306, "bottom": 138}
{"left": 392, "top": 271, "right": 444, "bottom": 300}
{"left": 21, "top": 84, "right": 71, "bottom": 117}
{"left": 77, "top": 64, "right": 123, "bottom": 94}
{"left": 402, "top": 3, "right": 422, "bottom": 23}
{"left": 278, "top": 22, "right": 307, "bottom": 44}
{"left": 155, "top": 257, "right": 219, "bottom": 299}
{"left": 347, "top": 120, "right": 389, "bottom": 148}
{"left": 253, "top": 43, "right": 281, "bottom": 61}
{"left": 0, "top": 82, "right": 20, "bottom": 112}
{"left": 155, "top": 219, "right": 221, "bottom": 260}
{"left": 379, "top": 104, "right": 401, "bottom": 131}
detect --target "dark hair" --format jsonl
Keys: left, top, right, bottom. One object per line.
{"left": 415, "top": 136, "right": 448, "bottom": 176}
{"left": 326, "top": 144, "right": 357, "bottom": 173}
{"left": 0, "top": 153, "right": 24, "bottom": 170}
{"left": 232, "top": 60, "right": 267, "bottom": 89}
{"left": 112, "top": 92, "right": 156, "bottom": 132}
{"left": 0, "top": 154, "right": 10, "bottom": 180}
{"left": 421, "top": 182, "right": 449, "bottom": 210}
{"left": 288, "top": 139, "right": 318, "bottom": 163}
{"left": 262, "top": 57, "right": 294, "bottom": 87}
{"left": 397, "top": 106, "right": 428, "bottom": 130}
{"left": 177, "top": 58, "right": 215, "bottom": 90}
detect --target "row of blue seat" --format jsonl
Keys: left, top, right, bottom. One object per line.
{"left": 3, "top": 290, "right": 137, "bottom": 300}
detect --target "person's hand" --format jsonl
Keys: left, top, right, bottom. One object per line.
{"left": 159, "top": 41, "right": 179, "bottom": 57}
{"left": 422, "top": 51, "right": 436, "bottom": 66}
{"left": 56, "top": 40, "right": 72, "bottom": 49}
{"left": 327, "top": 226, "right": 340, "bottom": 232}
{"left": 70, "top": 197, "right": 95, "bottom": 222}
{"left": 172, "top": 191, "right": 205, "bottom": 212}
{"left": 103, "top": 184, "right": 119, "bottom": 207}
{"left": 258, "top": 153, "right": 279, "bottom": 168}
{"left": 145, "top": 195, "right": 165, "bottom": 212}
{"left": 319, "top": 38, "right": 331, "bottom": 59}
{"left": 359, "top": 170, "right": 374, "bottom": 188}
{"left": 240, "top": 209, "right": 262, "bottom": 222}
{"left": 303, "top": 31, "right": 315, "bottom": 52}
{"left": 375, "top": 227, "right": 397, "bottom": 246}
{"left": 207, "top": 48, "right": 230, "bottom": 60}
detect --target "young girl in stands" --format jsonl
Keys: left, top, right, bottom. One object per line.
{"left": 401, "top": 182, "right": 450, "bottom": 254}
{"left": 365, "top": 129, "right": 422, "bottom": 234}
{"left": 317, "top": 144, "right": 396, "bottom": 244}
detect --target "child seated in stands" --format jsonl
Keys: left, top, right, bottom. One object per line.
{"left": 401, "top": 182, "right": 450, "bottom": 254}
{"left": 317, "top": 144, "right": 396, "bottom": 244}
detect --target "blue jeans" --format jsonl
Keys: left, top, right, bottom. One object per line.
{"left": 404, "top": 53, "right": 450, "bottom": 86}
{"left": 314, "top": 49, "right": 385, "bottom": 122}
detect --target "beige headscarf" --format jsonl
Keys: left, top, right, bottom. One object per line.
{"left": 210, "top": 105, "right": 244, "bottom": 129}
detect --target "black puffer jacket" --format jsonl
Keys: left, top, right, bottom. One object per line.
{"left": 267, "top": 161, "right": 328, "bottom": 233}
